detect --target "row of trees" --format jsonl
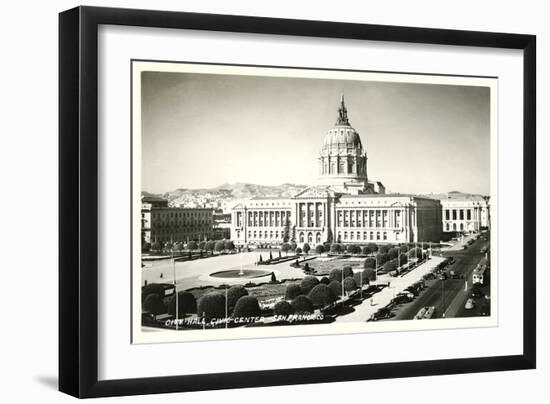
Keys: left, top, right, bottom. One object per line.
{"left": 144, "top": 239, "right": 236, "bottom": 254}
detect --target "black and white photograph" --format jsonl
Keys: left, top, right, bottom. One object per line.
{"left": 133, "top": 61, "right": 497, "bottom": 343}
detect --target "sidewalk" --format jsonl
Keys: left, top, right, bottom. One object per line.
{"left": 334, "top": 256, "right": 445, "bottom": 323}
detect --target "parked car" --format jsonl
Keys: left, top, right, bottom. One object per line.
{"left": 438, "top": 272, "right": 448, "bottom": 280}
{"left": 471, "top": 286, "right": 484, "bottom": 298}
{"left": 369, "top": 307, "right": 392, "bottom": 321}
{"left": 465, "top": 298, "right": 476, "bottom": 310}
{"left": 423, "top": 306, "right": 436, "bottom": 319}
{"left": 449, "top": 270, "right": 462, "bottom": 279}
{"left": 391, "top": 294, "right": 412, "bottom": 305}
{"left": 414, "top": 307, "right": 427, "bottom": 319}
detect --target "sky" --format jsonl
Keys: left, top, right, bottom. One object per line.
{"left": 140, "top": 69, "right": 491, "bottom": 195}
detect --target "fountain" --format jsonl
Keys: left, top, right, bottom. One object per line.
{"left": 210, "top": 269, "right": 272, "bottom": 279}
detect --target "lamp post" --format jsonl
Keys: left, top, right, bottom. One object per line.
{"left": 171, "top": 248, "right": 178, "bottom": 331}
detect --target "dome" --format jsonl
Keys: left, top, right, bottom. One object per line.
{"left": 322, "top": 126, "right": 363, "bottom": 152}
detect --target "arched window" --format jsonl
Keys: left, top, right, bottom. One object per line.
{"left": 460, "top": 223, "right": 464, "bottom": 231}
{"left": 308, "top": 232, "right": 313, "bottom": 243}
{"left": 299, "top": 232, "right": 305, "bottom": 243}
{"left": 344, "top": 232, "right": 348, "bottom": 240}
{"left": 453, "top": 223, "right": 457, "bottom": 231}
{"left": 316, "top": 233, "right": 321, "bottom": 244}
{"left": 445, "top": 223, "right": 450, "bottom": 231}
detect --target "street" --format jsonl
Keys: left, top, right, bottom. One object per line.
{"left": 391, "top": 234, "right": 490, "bottom": 320}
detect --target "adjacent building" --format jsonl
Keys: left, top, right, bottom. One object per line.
{"left": 230, "top": 96, "right": 443, "bottom": 246}
{"left": 141, "top": 196, "right": 214, "bottom": 244}
{"left": 425, "top": 192, "right": 490, "bottom": 234}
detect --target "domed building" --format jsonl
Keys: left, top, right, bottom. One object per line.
{"left": 318, "top": 95, "right": 384, "bottom": 195}
{"left": 230, "top": 95, "right": 442, "bottom": 246}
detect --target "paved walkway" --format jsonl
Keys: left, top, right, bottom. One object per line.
{"left": 334, "top": 256, "right": 445, "bottom": 323}
{"left": 142, "top": 252, "right": 306, "bottom": 291}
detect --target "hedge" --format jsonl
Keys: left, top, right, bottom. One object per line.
{"left": 353, "top": 271, "right": 369, "bottom": 286}
{"left": 197, "top": 292, "right": 226, "bottom": 321}
{"left": 320, "top": 276, "right": 330, "bottom": 285}
{"left": 233, "top": 295, "right": 261, "bottom": 318}
{"left": 290, "top": 295, "right": 315, "bottom": 314}
{"left": 364, "top": 257, "right": 376, "bottom": 269}
{"left": 308, "top": 284, "right": 337, "bottom": 307}
{"left": 167, "top": 291, "right": 197, "bottom": 317}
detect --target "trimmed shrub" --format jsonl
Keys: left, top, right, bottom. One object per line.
{"left": 376, "top": 253, "right": 390, "bottom": 265}
{"left": 142, "top": 283, "right": 166, "bottom": 301}
{"left": 273, "top": 301, "right": 294, "bottom": 316}
{"left": 343, "top": 276, "right": 358, "bottom": 292}
{"left": 353, "top": 271, "right": 369, "bottom": 286}
{"left": 399, "top": 244, "right": 409, "bottom": 254}
{"left": 308, "top": 284, "right": 337, "bottom": 307}
{"left": 349, "top": 244, "right": 362, "bottom": 254}
{"left": 300, "top": 275, "right": 320, "bottom": 295}
{"left": 143, "top": 294, "right": 166, "bottom": 316}
{"left": 197, "top": 292, "right": 226, "bottom": 321}
{"left": 187, "top": 240, "right": 198, "bottom": 250}
{"left": 295, "top": 247, "right": 302, "bottom": 254}
{"left": 367, "top": 242, "right": 378, "bottom": 253}
{"left": 233, "top": 296, "right": 261, "bottom": 318}
{"left": 383, "top": 259, "right": 398, "bottom": 272}
{"left": 328, "top": 268, "right": 343, "bottom": 282}
{"left": 328, "top": 280, "right": 342, "bottom": 297}
{"left": 330, "top": 244, "right": 343, "bottom": 253}
{"left": 320, "top": 276, "right": 330, "bottom": 285}
{"left": 315, "top": 244, "right": 325, "bottom": 255}
{"left": 363, "top": 268, "right": 377, "bottom": 282}
{"left": 285, "top": 283, "right": 302, "bottom": 300}
{"left": 378, "top": 245, "right": 389, "bottom": 254}
{"left": 226, "top": 285, "right": 248, "bottom": 309}
{"left": 388, "top": 247, "right": 399, "bottom": 260}
{"left": 302, "top": 243, "right": 311, "bottom": 254}
{"left": 399, "top": 253, "right": 408, "bottom": 265}
{"left": 290, "top": 295, "right": 314, "bottom": 314}
{"left": 342, "top": 266, "right": 354, "bottom": 279}
{"left": 364, "top": 257, "right": 376, "bottom": 269}
{"left": 167, "top": 291, "right": 197, "bottom": 317}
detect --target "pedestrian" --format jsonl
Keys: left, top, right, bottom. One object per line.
{"left": 160, "top": 272, "right": 163, "bottom": 279}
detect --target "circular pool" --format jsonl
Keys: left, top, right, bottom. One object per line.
{"left": 210, "top": 269, "right": 272, "bottom": 279}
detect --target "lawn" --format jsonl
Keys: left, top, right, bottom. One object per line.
{"left": 305, "top": 257, "right": 366, "bottom": 276}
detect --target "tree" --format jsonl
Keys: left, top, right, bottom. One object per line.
{"left": 187, "top": 240, "right": 198, "bottom": 251}
{"left": 363, "top": 268, "right": 377, "bottom": 282}
{"left": 143, "top": 294, "right": 166, "bottom": 319}
{"left": 343, "top": 266, "right": 354, "bottom": 279}
{"left": 270, "top": 272, "right": 277, "bottom": 283}
{"left": 376, "top": 252, "right": 389, "bottom": 265}
{"left": 233, "top": 296, "right": 261, "bottom": 318}
{"left": 378, "top": 245, "right": 389, "bottom": 254}
{"left": 198, "top": 240, "right": 206, "bottom": 251}
{"left": 142, "top": 242, "right": 151, "bottom": 252}
{"left": 343, "top": 276, "right": 358, "bottom": 293}
{"left": 273, "top": 301, "right": 294, "bottom": 317}
{"left": 224, "top": 240, "right": 235, "bottom": 251}
{"left": 350, "top": 244, "right": 362, "bottom": 255}
{"left": 142, "top": 283, "right": 166, "bottom": 302}
{"left": 227, "top": 285, "right": 248, "bottom": 310}
{"left": 295, "top": 247, "right": 302, "bottom": 254}
{"left": 167, "top": 291, "right": 197, "bottom": 318}
{"left": 281, "top": 243, "right": 290, "bottom": 256}
{"left": 329, "top": 268, "right": 343, "bottom": 282}
{"left": 152, "top": 241, "right": 163, "bottom": 251}
{"left": 285, "top": 283, "right": 302, "bottom": 300}
{"left": 214, "top": 240, "right": 225, "bottom": 253}
{"left": 320, "top": 276, "right": 330, "bottom": 285}
{"left": 308, "top": 284, "right": 337, "bottom": 307}
{"left": 364, "top": 257, "right": 376, "bottom": 269}
{"left": 383, "top": 259, "right": 398, "bottom": 273}
{"left": 328, "top": 280, "right": 342, "bottom": 297}
{"left": 300, "top": 275, "right": 320, "bottom": 295}
{"left": 388, "top": 247, "right": 399, "bottom": 260}
{"left": 367, "top": 243, "right": 378, "bottom": 253}
{"left": 282, "top": 218, "right": 291, "bottom": 242}
{"left": 330, "top": 244, "right": 343, "bottom": 254}
{"left": 399, "top": 253, "right": 408, "bottom": 266}
{"left": 315, "top": 244, "right": 325, "bottom": 255}
{"left": 399, "top": 244, "right": 409, "bottom": 254}
{"left": 269, "top": 251, "right": 273, "bottom": 261}
{"left": 290, "top": 295, "right": 314, "bottom": 314}
{"left": 205, "top": 240, "right": 215, "bottom": 255}
{"left": 361, "top": 245, "right": 370, "bottom": 255}
{"left": 289, "top": 241, "right": 297, "bottom": 252}
{"left": 197, "top": 292, "right": 226, "bottom": 321}
{"left": 353, "top": 271, "right": 369, "bottom": 286}
{"left": 302, "top": 243, "right": 311, "bottom": 255}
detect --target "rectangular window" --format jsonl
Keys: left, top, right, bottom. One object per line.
{"left": 459, "top": 209, "right": 464, "bottom": 220}
{"left": 445, "top": 210, "right": 450, "bottom": 220}
{"left": 467, "top": 210, "right": 471, "bottom": 220}
{"left": 452, "top": 209, "right": 457, "bottom": 220}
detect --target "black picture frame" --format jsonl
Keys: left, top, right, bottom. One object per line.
{"left": 59, "top": 5, "right": 536, "bottom": 398}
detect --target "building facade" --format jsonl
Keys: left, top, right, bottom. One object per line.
{"left": 141, "top": 196, "right": 214, "bottom": 244}
{"left": 231, "top": 96, "right": 443, "bottom": 246}
{"left": 429, "top": 192, "right": 490, "bottom": 233}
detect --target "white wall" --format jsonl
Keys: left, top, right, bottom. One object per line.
{"left": 0, "top": 0, "right": 546, "bottom": 403}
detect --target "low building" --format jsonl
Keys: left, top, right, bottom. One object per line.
{"left": 141, "top": 196, "right": 214, "bottom": 244}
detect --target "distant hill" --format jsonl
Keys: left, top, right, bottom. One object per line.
{"left": 142, "top": 182, "right": 308, "bottom": 208}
